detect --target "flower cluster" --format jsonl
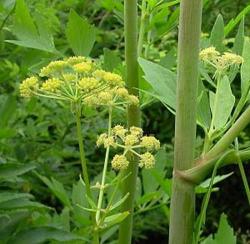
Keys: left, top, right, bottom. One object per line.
{"left": 199, "top": 47, "right": 243, "bottom": 75}
{"left": 19, "top": 56, "right": 139, "bottom": 108}
{"left": 96, "top": 125, "right": 160, "bottom": 170}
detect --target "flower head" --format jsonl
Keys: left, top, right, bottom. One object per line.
{"left": 20, "top": 77, "right": 39, "bottom": 97}
{"left": 111, "top": 154, "right": 129, "bottom": 170}
{"left": 97, "top": 125, "right": 160, "bottom": 170}
{"left": 139, "top": 152, "right": 155, "bottom": 169}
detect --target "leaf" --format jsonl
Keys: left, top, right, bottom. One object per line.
{"left": 8, "top": 227, "right": 88, "bottom": 244}
{"left": 232, "top": 18, "right": 245, "bottom": 55}
{"left": 72, "top": 179, "right": 90, "bottom": 225}
{"left": 209, "top": 76, "right": 235, "bottom": 131}
{"left": 224, "top": 5, "right": 250, "bottom": 36}
{"left": 199, "top": 172, "right": 233, "bottom": 189}
{"left": 66, "top": 10, "right": 96, "bottom": 56}
{"left": 0, "top": 198, "right": 49, "bottom": 210}
{"left": 0, "top": 95, "right": 17, "bottom": 128}
{"left": 0, "top": 192, "right": 33, "bottom": 204}
{"left": 109, "top": 193, "right": 129, "bottom": 211}
{"left": 0, "top": 163, "right": 36, "bottom": 181}
{"left": 36, "top": 174, "right": 71, "bottom": 208}
{"left": 7, "top": 0, "right": 56, "bottom": 53}
{"left": 138, "top": 57, "right": 176, "bottom": 110}
{"left": 241, "top": 39, "right": 250, "bottom": 95}
{"left": 197, "top": 81, "right": 211, "bottom": 130}
{"left": 103, "top": 48, "right": 122, "bottom": 71}
{"left": 103, "top": 212, "right": 129, "bottom": 228}
{"left": 210, "top": 14, "right": 224, "bottom": 52}
{"left": 202, "top": 214, "right": 236, "bottom": 244}
{"left": 142, "top": 147, "right": 168, "bottom": 193}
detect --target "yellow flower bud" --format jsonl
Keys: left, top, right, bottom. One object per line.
{"left": 20, "top": 77, "right": 38, "bottom": 97}
{"left": 141, "top": 136, "right": 160, "bottom": 151}
{"left": 41, "top": 78, "right": 62, "bottom": 92}
{"left": 139, "top": 152, "right": 155, "bottom": 169}
{"left": 111, "top": 154, "right": 129, "bottom": 170}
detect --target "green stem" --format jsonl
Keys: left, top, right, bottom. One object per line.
{"left": 75, "top": 104, "right": 91, "bottom": 198}
{"left": 138, "top": 0, "right": 147, "bottom": 56}
{"left": 236, "top": 153, "right": 250, "bottom": 205}
{"left": 184, "top": 149, "right": 250, "bottom": 184}
{"left": 95, "top": 107, "right": 112, "bottom": 224}
{"left": 194, "top": 151, "right": 232, "bottom": 244}
{"left": 118, "top": 0, "right": 141, "bottom": 243}
{"left": 205, "top": 106, "right": 250, "bottom": 161}
{"left": 169, "top": 1, "right": 202, "bottom": 243}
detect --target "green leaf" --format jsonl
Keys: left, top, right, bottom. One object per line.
{"left": 0, "top": 95, "right": 17, "bottom": 128}
{"left": 0, "top": 192, "right": 33, "bottom": 204}
{"left": 72, "top": 179, "right": 90, "bottom": 225}
{"left": 66, "top": 10, "right": 96, "bottom": 56}
{"left": 142, "top": 147, "right": 168, "bottom": 193}
{"left": 37, "top": 174, "right": 71, "bottom": 208}
{"left": 0, "top": 198, "right": 48, "bottom": 210}
{"left": 232, "top": 18, "right": 245, "bottom": 55}
{"left": 199, "top": 173, "right": 233, "bottom": 189}
{"left": 138, "top": 57, "right": 176, "bottom": 110}
{"left": 224, "top": 5, "right": 250, "bottom": 36}
{"left": 103, "top": 211, "right": 129, "bottom": 228}
{"left": 209, "top": 76, "right": 235, "bottom": 131}
{"left": 109, "top": 193, "right": 129, "bottom": 211}
{"left": 241, "top": 39, "right": 250, "bottom": 95}
{"left": 8, "top": 227, "right": 88, "bottom": 244}
{"left": 202, "top": 214, "right": 236, "bottom": 244}
{"left": 7, "top": 0, "right": 56, "bottom": 53}
{"left": 210, "top": 14, "right": 224, "bottom": 52}
{"left": 197, "top": 82, "right": 211, "bottom": 130}
{"left": 103, "top": 48, "right": 122, "bottom": 71}
{"left": 0, "top": 163, "right": 36, "bottom": 181}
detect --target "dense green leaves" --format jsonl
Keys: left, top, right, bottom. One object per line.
{"left": 9, "top": 227, "right": 88, "bottom": 243}
{"left": 66, "top": 10, "right": 96, "bottom": 56}
{"left": 37, "top": 174, "right": 71, "bottom": 208}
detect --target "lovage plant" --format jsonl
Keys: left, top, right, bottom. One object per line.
{"left": 20, "top": 56, "right": 160, "bottom": 242}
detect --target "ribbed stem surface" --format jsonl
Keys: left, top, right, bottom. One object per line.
{"left": 118, "top": 0, "right": 141, "bottom": 243}
{"left": 169, "top": 1, "right": 203, "bottom": 243}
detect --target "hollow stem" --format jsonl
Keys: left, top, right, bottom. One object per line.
{"left": 118, "top": 0, "right": 141, "bottom": 243}
{"left": 169, "top": 1, "right": 202, "bottom": 243}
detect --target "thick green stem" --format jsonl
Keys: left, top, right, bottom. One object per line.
{"left": 184, "top": 149, "right": 250, "bottom": 184}
{"left": 169, "top": 1, "right": 202, "bottom": 244}
{"left": 118, "top": 0, "right": 141, "bottom": 243}
{"left": 75, "top": 105, "right": 91, "bottom": 198}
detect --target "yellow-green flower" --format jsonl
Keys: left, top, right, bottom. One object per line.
{"left": 139, "top": 152, "right": 155, "bottom": 169}
{"left": 111, "top": 154, "right": 129, "bottom": 170}
{"left": 20, "top": 77, "right": 39, "bottom": 97}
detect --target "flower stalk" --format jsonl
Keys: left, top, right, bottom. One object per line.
{"left": 118, "top": 0, "right": 141, "bottom": 243}
{"left": 169, "top": 0, "right": 203, "bottom": 243}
